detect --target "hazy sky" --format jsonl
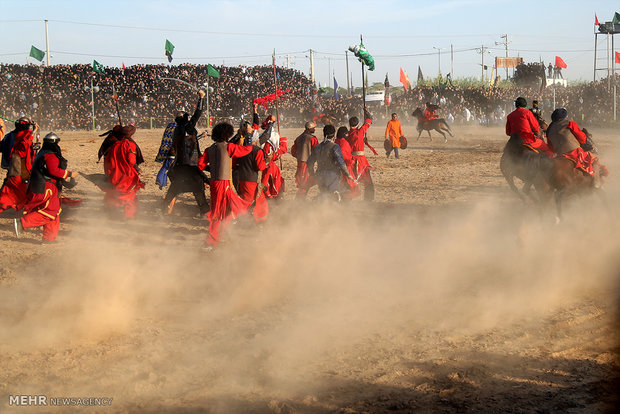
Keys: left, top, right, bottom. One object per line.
{"left": 1, "top": 0, "right": 618, "bottom": 87}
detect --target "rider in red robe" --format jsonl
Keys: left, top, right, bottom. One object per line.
{"left": 346, "top": 107, "right": 375, "bottom": 201}
{"left": 546, "top": 108, "right": 608, "bottom": 180}
{"left": 198, "top": 123, "right": 253, "bottom": 247}
{"left": 423, "top": 102, "right": 439, "bottom": 121}
{"left": 103, "top": 125, "right": 144, "bottom": 219}
{"left": 505, "top": 97, "right": 553, "bottom": 158}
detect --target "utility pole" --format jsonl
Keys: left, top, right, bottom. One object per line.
{"left": 309, "top": 49, "right": 315, "bottom": 84}
{"left": 346, "top": 50, "right": 351, "bottom": 95}
{"left": 432, "top": 46, "right": 443, "bottom": 76}
{"left": 44, "top": 19, "right": 50, "bottom": 66}
{"left": 450, "top": 44, "right": 454, "bottom": 78}
{"left": 496, "top": 34, "right": 510, "bottom": 80}
{"left": 286, "top": 55, "right": 290, "bottom": 68}
{"left": 477, "top": 45, "right": 488, "bottom": 82}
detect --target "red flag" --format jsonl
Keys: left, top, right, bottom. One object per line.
{"left": 595, "top": 14, "right": 600, "bottom": 25}
{"left": 616, "top": 51, "right": 620, "bottom": 64}
{"left": 555, "top": 56, "right": 567, "bottom": 69}
{"left": 121, "top": 62, "right": 126, "bottom": 75}
{"left": 399, "top": 67, "right": 410, "bottom": 92}
{"left": 252, "top": 89, "right": 290, "bottom": 108}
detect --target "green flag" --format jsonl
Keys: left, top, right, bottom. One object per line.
{"left": 165, "top": 39, "right": 174, "bottom": 63}
{"left": 348, "top": 43, "right": 375, "bottom": 71}
{"left": 207, "top": 64, "right": 220, "bottom": 78}
{"left": 93, "top": 60, "right": 105, "bottom": 74}
{"left": 29, "top": 46, "right": 45, "bottom": 62}
{"left": 613, "top": 12, "right": 620, "bottom": 25}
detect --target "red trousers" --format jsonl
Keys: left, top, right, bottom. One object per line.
{"left": 351, "top": 155, "right": 373, "bottom": 185}
{"left": 21, "top": 211, "right": 60, "bottom": 241}
{"left": 342, "top": 162, "right": 361, "bottom": 198}
{"left": 261, "top": 163, "right": 284, "bottom": 199}
{"left": 21, "top": 183, "right": 62, "bottom": 241}
{"left": 295, "top": 162, "right": 316, "bottom": 194}
{"left": 207, "top": 180, "right": 250, "bottom": 247}
{"left": 238, "top": 181, "right": 269, "bottom": 223}
{"left": 104, "top": 187, "right": 137, "bottom": 218}
{"left": 0, "top": 176, "right": 28, "bottom": 211}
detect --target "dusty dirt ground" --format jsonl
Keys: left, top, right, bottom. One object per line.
{"left": 0, "top": 123, "right": 619, "bottom": 413}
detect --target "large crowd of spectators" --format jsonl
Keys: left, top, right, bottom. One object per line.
{"left": 1, "top": 62, "right": 618, "bottom": 131}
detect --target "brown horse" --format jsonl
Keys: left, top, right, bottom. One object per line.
{"left": 501, "top": 129, "right": 606, "bottom": 220}
{"left": 411, "top": 107, "right": 454, "bottom": 143}
{"left": 499, "top": 134, "right": 553, "bottom": 202}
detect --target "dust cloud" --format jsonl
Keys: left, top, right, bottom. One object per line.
{"left": 0, "top": 125, "right": 619, "bottom": 412}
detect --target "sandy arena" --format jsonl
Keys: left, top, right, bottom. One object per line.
{"left": 0, "top": 124, "right": 619, "bottom": 413}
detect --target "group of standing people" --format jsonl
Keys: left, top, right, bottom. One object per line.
{"left": 292, "top": 106, "right": 378, "bottom": 202}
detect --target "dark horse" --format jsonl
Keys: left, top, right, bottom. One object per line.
{"left": 500, "top": 129, "right": 606, "bottom": 220}
{"left": 411, "top": 107, "right": 454, "bottom": 143}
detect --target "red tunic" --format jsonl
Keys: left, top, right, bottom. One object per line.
{"left": 506, "top": 107, "right": 552, "bottom": 157}
{"left": 346, "top": 119, "right": 373, "bottom": 185}
{"left": 0, "top": 131, "right": 34, "bottom": 211}
{"left": 335, "top": 137, "right": 360, "bottom": 198}
{"left": 554, "top": 121, "right": 599, "bottom": 176}
{"left": 261, "top": 137, "right": 287, "bottom": 198}
{"left": 21, "top": 153, "right": 69, "bottom": 241}
{"left": 104, "top": 138, "right": 144, "bottom": 218}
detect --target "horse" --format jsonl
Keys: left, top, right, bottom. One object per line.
{"left": 500, "top": 128, "right": 607, "bottom": 221}
{"left": 411, "top": 107, "right": 454, "bottom": 143}
{"left": 499, "top": 134, "right": 553, "bottom": 203}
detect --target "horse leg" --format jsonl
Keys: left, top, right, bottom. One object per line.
{"left": 445, "top": 123, "right": 454, "bottom": 137}
{"left": 553, "top": 190, "right": 564, "bottom": 223}
{"left": 427, "top": 130, "right": 432, "bottom": 142}
{"left": 416, "top": 128, "right": 422, "bottom": 141}
{"left": 437, "top": 129, "right": 447, "bottom": 143}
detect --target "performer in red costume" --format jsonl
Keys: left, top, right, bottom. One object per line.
{"left": 346, "top": 107, "right": 376, "bottom": 201}
{"left": 505, "top": 97, "right": 553, "bottom": 157}
{"left": 0, "top": 119, "right": 37, "bottom": 212}
{"left": 198, "top": 122, "right": 253, "bottom": 247}
{"left": 102, "top": 125, "right": 145, "bottom": 219}
{"left": 335, "top": 126, "right": 360, "bottom": 198}
{"left": 259, "top": 117, "right": 287, "bottom": 199}
{"left": 14, "top": 132, "right": 78, "bottom": 242}
{"left": 290, "top": 121, "right": 318, "bottom": 198}
{"left": 546, "top": 108, "right": 608, "bottom": 181}
{"left": 234, "top": 138, "right": 269, "bottom": 223}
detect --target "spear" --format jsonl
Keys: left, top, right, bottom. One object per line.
{"left": 112, "top": 83, "right": 122, "bottom": 127}
{"left": 272, "top": 49, "right": 281, "bottom": 135}
{"left": 361, "top": 34, "right": 366, "bottom": 113}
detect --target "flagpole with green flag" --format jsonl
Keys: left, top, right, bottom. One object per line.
{"left": 360, "top": 35, "right": 366, "bottom": 112}
{"left": 165, "top": 39, "right": 174, "bottom": 63}
{"left": 206, "top": 64, "right": 220, "bottom": 130}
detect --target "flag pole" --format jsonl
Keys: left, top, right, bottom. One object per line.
{"left": 112, "top": 83, "right": 123, "bottom": 127}
{"left": 272, "top": 49, "right": 281, "bottom": 135}
{"left": 361, "top": 34, "right": 366, "bottom": 112}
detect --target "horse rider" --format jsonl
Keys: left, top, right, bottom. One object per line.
{"left": 505, "top": 97, "right": 553, "bottom": 158}
{"left": 546, "top": 108, "right": 608, "bottom": 186}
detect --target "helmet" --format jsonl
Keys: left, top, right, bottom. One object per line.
{"left": 43, "top": 132, "right": 60, "bottom": 143}
{"left": 15, "top": 116, "right": 34, "bottom": 131}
